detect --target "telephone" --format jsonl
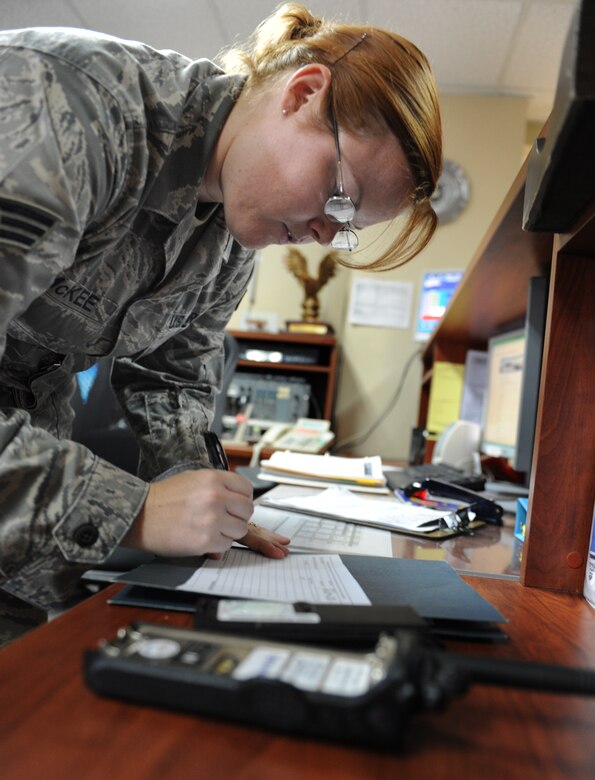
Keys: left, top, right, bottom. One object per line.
{"left": 249, "top": 418, "right": 334, "bottom": 466}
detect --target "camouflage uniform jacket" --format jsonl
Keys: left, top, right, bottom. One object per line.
{"left": 0, "top": 28, "right": 255, "bottom": 611}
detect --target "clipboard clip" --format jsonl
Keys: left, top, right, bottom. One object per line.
{"left": 440, "top": 505, "right": 476, "bottom": 536}
{"left": 403, "top": 479, "right": 504, "bottom": 526}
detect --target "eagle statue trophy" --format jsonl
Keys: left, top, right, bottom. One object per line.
{"left": 284, "top": 248, "right": 339, "bottom": 322}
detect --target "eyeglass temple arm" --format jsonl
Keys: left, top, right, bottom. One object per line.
{"left": 331, "top": 111, "right": 346, "bottom": 197}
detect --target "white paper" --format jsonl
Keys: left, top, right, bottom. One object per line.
{"left": 280, "top": 652, "right": 331, "bottom": 691}
{"left": 257, "top": 472, "right": 391, "bottom": 495}
{"left": 232, "top": 648, "right": 373, "bottom": 697}
{"left": 263, "top": 486, "right": 449, "bottom": 532}
{"left": 348, "top": 278, "right": 413, "bottom": 329}
{"left": 260, "top": 451, "right": 385, "bottom": 486}
{"left": 176, "top": 548, "right": 371, "bottom": 605}
{"left": 238, "top": 311, "right": 279, "bottom": 333}
{"left": 460, "top": 350, "right": 488, "bottom": 424}
{"left": 251, "top": 504, "right": 394, "bottom": 557}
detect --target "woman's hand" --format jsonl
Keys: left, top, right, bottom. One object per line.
{"left": 123, "top": 468, "right": 255, "bottom": 557}
{"left": 123, "top": 469, "right": 291, "bottom": 560}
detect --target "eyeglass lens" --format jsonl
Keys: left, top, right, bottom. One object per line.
{"left": 332, "top": 227, "right": 358, "bottom": 251}
{"left": 325, "top": 195, "right": 355, "bottom": 222}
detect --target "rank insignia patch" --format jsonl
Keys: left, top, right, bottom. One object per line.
{"left": 0, "top": 196, "right": 57, "bottom": 249}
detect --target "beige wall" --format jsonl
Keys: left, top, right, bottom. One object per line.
{"left": 228, "top": 94, "right": 530, "bottom": 459}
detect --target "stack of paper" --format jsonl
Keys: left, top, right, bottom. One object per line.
{"left": 259, "top": 451, "right": 388, "bottom": 493}
{"left": 260, "top": 485, "right": 457, "bottom": 535}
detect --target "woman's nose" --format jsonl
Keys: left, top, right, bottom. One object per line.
{"left": 308, "top": 217, "right": 341, "bottom": 246}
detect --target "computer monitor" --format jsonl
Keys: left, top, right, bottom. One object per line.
{"left": 414, "top": 269, "right": 463, "bottom": 342}
{"left": 480, "top": 329, "right": 526, "bottom": 460}
{"left": 513, "top": 276, "right": 548, "bottom": 474}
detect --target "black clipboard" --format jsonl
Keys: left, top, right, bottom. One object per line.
{"left": 114, "top": 554, "right": 507, "bottom": 641}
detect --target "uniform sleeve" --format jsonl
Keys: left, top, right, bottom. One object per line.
{"left": 111, "top": 244, "right": 255, "bottom": 481}
{"left": 0, "top": 47, "right": 148, "bottom": 610}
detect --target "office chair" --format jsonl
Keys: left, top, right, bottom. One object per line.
{"left": 70, "top": 358, "right": 140, "bottom": 475}
{"left": 71, "top": 332, "right": 239, "bottom": 468}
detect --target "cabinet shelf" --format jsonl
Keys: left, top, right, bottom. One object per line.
{"left": 236, "top": 359, "right": 330, "bottom": 375}
{"left": 426, "top": 160, "right": 552, "bottom": 353}
{"left": 417, "top": 151, "right": 594, "bottom": 594}
{"left": 227, "top": 329, "right": 339, "bottom": 424}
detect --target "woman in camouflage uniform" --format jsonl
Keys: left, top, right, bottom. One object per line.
{"left": 0, "top": 3, "right": 442, "bottom": 641}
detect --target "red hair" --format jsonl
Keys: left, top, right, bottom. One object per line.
{"left": 220, "top": 3, "right": 442, "bottom": 270}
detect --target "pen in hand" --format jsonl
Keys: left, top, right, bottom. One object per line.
{"left": 204, "top": 431, "right": 229, "bottom": 471}
{"left": 204, "top": 430, "right": 261, "bottom": 538}
{"left": 204, "top": 431, "right": 291, "bottom": 557}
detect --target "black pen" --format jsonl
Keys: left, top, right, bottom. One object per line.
{"left": 204, "top": 431, "right": 229, "bottom": 471}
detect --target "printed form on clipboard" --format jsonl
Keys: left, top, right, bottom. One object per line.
{"left": 258, "top": 451, "right": 388, "bottom": 493}
{"left": 260, "top": 485, "right": 466, "bottom": 536}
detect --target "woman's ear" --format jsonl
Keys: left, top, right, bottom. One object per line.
{"left": 281, "top": 63, "right": 332, "bottom": 116}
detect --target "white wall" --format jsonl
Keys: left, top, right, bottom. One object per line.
{"left": 229, "top": 94, "right": 530, "bottom": 459}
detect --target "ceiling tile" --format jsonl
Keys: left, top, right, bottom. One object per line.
{"left": 362, "top": 0, "right": 524, "bottom": 90}
{"left": 501, "top": 1, "right": 576, "bottom": 93}
{"left": 64, "top": 0, "right": 228, "bottom": 58}
{"left": 0, "top": 0, "right": 579, "bottom": 121}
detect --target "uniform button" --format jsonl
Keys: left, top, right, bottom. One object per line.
{"left": 73, "top": 523, "right": 99, "bottom": 547}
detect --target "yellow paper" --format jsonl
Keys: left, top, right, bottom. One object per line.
{"left": 426, "top": 361, "right": 465, "bottom": 434}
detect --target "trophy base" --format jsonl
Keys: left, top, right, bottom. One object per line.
{"left": 285, "top": 320, "right": 335, "bottom": 335}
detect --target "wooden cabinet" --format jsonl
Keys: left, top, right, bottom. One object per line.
{"left": 417, "top": 157, "right": 595, "bottom": 594}
{"left": 222, "top": 330, "right": 339, "bottom": 468}
{"left": 228, "top": 329, "right": 338, "bottom": 421}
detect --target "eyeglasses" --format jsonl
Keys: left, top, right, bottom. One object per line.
{"left": 324, "top": 110, "right": 359, "bottom": 251}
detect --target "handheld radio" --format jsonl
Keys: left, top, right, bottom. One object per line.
{"left": 84, "top": 621, "right": 595, "bottom": 750}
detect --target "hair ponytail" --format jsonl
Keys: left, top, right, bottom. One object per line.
{"left": 219, "top": 3, "right": 324, "bottom": 80}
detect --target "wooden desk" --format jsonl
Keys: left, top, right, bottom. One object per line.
{"left": 0, "top": 579, "right": 593, "bottom": 779}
